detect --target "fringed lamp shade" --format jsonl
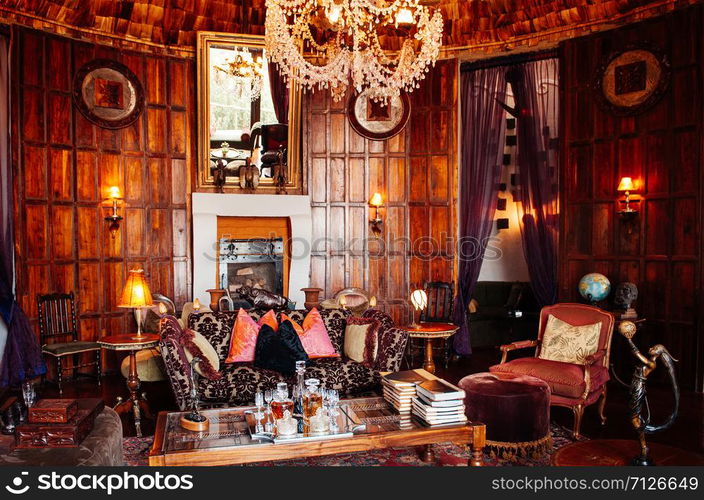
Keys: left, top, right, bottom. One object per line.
{"left": 118, "top": 269, "right": 153, "bottom": 337}
{"left": 118, "top": 270, "right": 153, "bottom": 308}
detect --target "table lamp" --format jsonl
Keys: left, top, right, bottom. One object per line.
{"left": 410, "top": 289, "right": 428, "bottom": 328}
{"left": 118, "top": 269, "right": 153, "bottom": 339}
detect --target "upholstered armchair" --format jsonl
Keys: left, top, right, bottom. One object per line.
{"left": 489, "top": 303, "right": 615, "bottom": 438}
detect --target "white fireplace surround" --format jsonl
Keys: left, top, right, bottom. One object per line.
{"left": 192, "top": 193, "right": 312, "bottom": 308}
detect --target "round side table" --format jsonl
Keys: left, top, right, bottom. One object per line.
{"left": 99, "top": 333, "right": 159, "bottom": 437}
{"left": 401, "top": 322, "right": 458, "bottom": 374}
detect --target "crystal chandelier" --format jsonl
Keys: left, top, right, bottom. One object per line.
{"left": 214, "top": 48, "right": 265, "bottom": 101}
{"left": 265, "top": 0, "right": 443, "bottom": 101}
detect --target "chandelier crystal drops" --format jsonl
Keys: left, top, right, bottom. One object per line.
{"left": 215, "top": 48, "right": 265, "bottom": 101}
{"left": 265, "top": 0, "right": 443, "bottom": 101}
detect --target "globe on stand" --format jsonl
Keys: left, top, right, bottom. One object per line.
{"left": 578, "top": 273, "right": 611, "bottom": 305}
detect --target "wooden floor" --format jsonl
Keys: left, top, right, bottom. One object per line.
{"left": 33, "top": 347, "right": 704, "bottom": 456}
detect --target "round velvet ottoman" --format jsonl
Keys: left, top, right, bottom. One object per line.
{"left": 459, "top": 372, "right": 551, "bottom": 459}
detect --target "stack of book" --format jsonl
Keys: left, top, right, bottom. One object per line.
{"left": 381, "top": 369, "right": 435, "bottom": 427}
{"left": 412, "top": 379, "right": 467, "bottom": 427}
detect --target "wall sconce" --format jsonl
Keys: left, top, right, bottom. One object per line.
{"left": 369, "top": 192, "right": 383, "bottom": 234}
{"left": 104, "top": 186, "right": 123, "bottom": 238}
{"left": 617, "top": 177, "right": 640, "bottom": 219}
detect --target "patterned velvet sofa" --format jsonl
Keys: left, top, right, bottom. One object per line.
{"left": 159, "top": 308, "right": 408, "bottom": 410}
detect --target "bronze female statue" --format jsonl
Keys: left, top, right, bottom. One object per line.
{"left": 618, "top": 321, "right": 679, "bottom": 465}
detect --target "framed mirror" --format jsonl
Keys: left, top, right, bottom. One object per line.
{"left": 197, "top": 32, "right": 302, "bottom": 192}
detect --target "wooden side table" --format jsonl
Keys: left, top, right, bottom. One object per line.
{"left": 401, "top": 322, "right": 458, "bottom": 374}
{"left": 99, "top": 333, "right": 159, "bottom": 437}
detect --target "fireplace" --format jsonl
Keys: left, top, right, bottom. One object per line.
{"left": 219, "top": 238, "right": 285, "bottom": 295}
{"left": 192, "top": 193, "right": 312, "bottom": 307}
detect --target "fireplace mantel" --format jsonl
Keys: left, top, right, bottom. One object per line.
{"left": 192, "top": 193, "right": 312, "bottom": 307}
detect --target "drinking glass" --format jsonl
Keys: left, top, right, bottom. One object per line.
{"left": 21, "top": 381, "right": 36, "bottom": 407}
{"left": 254, "top": 391, "right": 265, "bottom": 433}
{"left": 325, "top": 389, "right": 339, "bottom": 430}
{"left": 264, "top": 389, "right": 274, "bottom": 415}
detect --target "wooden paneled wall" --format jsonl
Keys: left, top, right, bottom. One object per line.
{"left": 11, "top": 27, "right": 193, "bottom": 368}
{"left": 560, "top": 6, "right": 704, "bottom": 390}
{"left": 305, "top": 60, "right": 458, "bottom": 325}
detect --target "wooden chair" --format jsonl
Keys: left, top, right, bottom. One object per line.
{"left": 37, "top": 292, "right": 101, "bottom": 394}
{"left": 408, "top": 281, "right": 455, "bottom": 369}
{"left": 490, "top": 303, "right": 615, "bottom": 438}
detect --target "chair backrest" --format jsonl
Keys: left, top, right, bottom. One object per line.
{"left": 37, "top": 292, "right": 78, "bottom": 345}
{"left": 420, "top": 281, "right": 454, "bottom": 323}
{"left": 261, "top": 124, "right": 288, "bottom": 152}
{"left": 537, "top": 303, "right": 615, "bottom": 367}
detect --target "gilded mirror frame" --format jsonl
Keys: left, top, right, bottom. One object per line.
{"left": 196, "top": 32, "right": 303, "bottom": 193}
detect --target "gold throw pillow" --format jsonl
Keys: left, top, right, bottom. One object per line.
{"left": 539, "top": 314, "right": 601, "bottom": 364}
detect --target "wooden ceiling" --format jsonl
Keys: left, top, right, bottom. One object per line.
{"left": 0, "top": 0, "right": 697, "bottom": 55}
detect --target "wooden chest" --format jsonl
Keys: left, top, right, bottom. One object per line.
{"left": 28, "top": 399, "right": 78, "bottom": 424}
{"left": 15, "top": 399, "right": 104, "bottom": 449}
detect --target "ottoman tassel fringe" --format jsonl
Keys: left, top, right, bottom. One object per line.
{"left": 486, "top": 434, "right": 553, "bottom": 461}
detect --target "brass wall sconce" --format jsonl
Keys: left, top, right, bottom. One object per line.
{"left": 104, "top": 186, "right": 123, "bottom": 238}
{"left": 369, "top": 192, "right": 383, "bottom": 234}
{"left": 617, "top": 177, "right": 640, "bottom": 219}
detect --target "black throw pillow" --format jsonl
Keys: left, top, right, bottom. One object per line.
{"left": 253, "top": 320, "right": 309, "bottom": 376}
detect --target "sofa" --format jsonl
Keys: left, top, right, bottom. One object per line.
{"left": 159, "top": 308, "right": 409, "bottom": 410}
{"left": 469, "top": 282, "right": 539, "bottom": 348}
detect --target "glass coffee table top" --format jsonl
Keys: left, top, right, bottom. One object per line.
{"left": 160, "top": 397, "right": 441, "bottom": 453}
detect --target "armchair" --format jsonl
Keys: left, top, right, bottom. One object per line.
{"left": 490, "top": 303, "right": 615, "bottom": 438}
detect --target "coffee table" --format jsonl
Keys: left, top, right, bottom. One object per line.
{"left": 148, "top": 396, "right": 485, "bottom": 466}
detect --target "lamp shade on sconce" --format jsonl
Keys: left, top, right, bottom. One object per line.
{"left": 617, "top": 177, "right": 635, "bottom": 192}
{"left": 118, "top": 269, "right": 153, "bottom": 308}
{"left": 369, "top": 192, "right": 383, "bottom": 207}
{"left": 108, "top": 186, "right": 122, "bottom": 199}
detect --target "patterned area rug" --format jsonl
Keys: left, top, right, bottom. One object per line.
{"left": 123, "top": 422, "right": 584, "bottom": 466}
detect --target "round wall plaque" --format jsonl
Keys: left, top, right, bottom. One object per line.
{"left": 347, "top": 89, "right": 411, "bottom": 141}
{"left": 594, "top": 46, "right": 670, "bottom": 116}
{"left": 72, "top": 59, "right": 145, "bottom": 129}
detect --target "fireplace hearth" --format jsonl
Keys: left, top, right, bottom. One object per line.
{"left": 219, "top": 238, "right": 284, "bottom": 295}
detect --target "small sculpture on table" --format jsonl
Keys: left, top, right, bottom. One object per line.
{"left": 619, "top": 321, "right": 679, "bottom": 465}
{"left": 614, "top": 282, "right": 638, "bottom": 319}
{"left": 180, "top": 357, "right": 209, "bottom": 432}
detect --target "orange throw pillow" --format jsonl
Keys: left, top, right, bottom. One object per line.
{"left": 299, "top": 308, "right": 338, "bottom": 358}
{"left": 225, "top": 308, "right": 261, "bottom": 363}
{"left": 280, "top": 313, "right": 304, "bottom": 335}
{"left": 258, "top": 309, "right": 279, "bottom": 331}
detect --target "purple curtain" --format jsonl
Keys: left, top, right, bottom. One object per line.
{"left": 268, "top": 61, "right": 288, "bottom": 124}
{"left": 506, "top": 59, "right": 559, "bottom": 306}
{"left": 0, "top": 34, "right": 46, "bottom": 387}
{"left": 453, "top": 67, "right": 508, "bottom": 355}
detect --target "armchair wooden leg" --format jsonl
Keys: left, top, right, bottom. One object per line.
{"left": 571, "top": 404, "right": 584, "bottom": 439}
{"left": 598, "top": 386, "right": 607, "bottom": 425}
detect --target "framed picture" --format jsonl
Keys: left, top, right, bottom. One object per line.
{"left": 73, "top": 59, "right": 145, "bottom": 129}
{"left": 347, "top": 89, "right": 411, "bottom": 141}
{"left": 593, "top": 46, "right": 670, "bottom": 116}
